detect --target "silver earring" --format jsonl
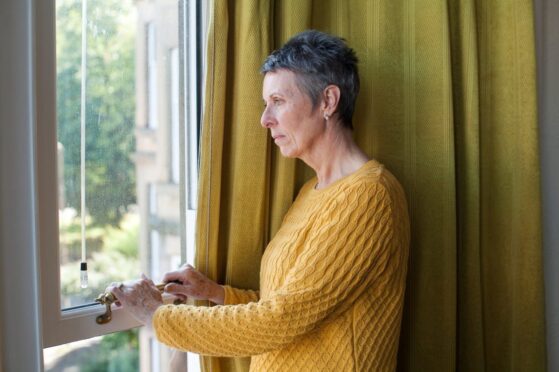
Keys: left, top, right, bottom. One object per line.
{"left": 324, "top": 114, "right": 329, "bottom": 120}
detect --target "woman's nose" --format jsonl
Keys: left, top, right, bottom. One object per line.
{"left": 260, "top": 107, "right": 274, "bottom": 128}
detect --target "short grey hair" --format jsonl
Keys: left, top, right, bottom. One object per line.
{"left": 260, "top": 30, "right": 360, "bottom": 129}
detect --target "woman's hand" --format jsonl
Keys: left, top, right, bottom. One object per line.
{"left": 162, "top": 264, "right": 225, "bottom": 305}
{"left": 107, "top": 274, "right": 163, "bottom": 328}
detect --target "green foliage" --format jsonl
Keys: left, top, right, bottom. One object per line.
{"left": 45, "top": 330, "right": 139, "bottom": 371}
{"left": 60, "top": 212, "right": 139, "bottom": 308}
{"left": 57, "top": 0, "right": 136, "bottom": 226}
{"left": 54, "top": 210, "right": 141, "bottom": 368}
{"left": 102, "top": 213, "right": 140, "bottom": 257}
{"left": 81, "top": 330, "right": 140, "bottom": 372}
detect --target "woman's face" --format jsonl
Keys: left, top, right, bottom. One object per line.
{"left": 261, "top": 69, "right": 324, "bottom": 159}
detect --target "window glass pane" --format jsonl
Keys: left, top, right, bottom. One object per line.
{"left": 170, "top": 48, "right": 180, "bottom": 185}
{"left": 56, "top": 0, "right": 182, "bottom": 304}
{"left": 44, "top": 330, "right": 139, "bottom": 371}
{"left": 56, "top": 0, "right": 199, "bottom": 369}
{"left": 147, "top": 22, "right": 158, "bottom": 129}
{"left": 56, "top": 0, "right": 142, "bottom": 310}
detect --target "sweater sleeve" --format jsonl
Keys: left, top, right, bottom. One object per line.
{"left": 223, "top": 285, "right": 260, "bottom": 305}
{"left": 153, "top": 181, "right": 397, "bottom": 357}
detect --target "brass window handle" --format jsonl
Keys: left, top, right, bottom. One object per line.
{"left": 95, "top": 283, "right": 184, "bottom": 324}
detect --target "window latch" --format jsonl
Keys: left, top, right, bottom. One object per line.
{"left": 94, "top": 282, "right": 185, "bottom": 324}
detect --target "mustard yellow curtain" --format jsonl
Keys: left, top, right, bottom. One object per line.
{"left": 195, "top": 1, "right": 547, "bottom": 371}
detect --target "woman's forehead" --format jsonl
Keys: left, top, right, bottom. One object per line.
{"left": 262, "top": 70, "right": 300, "bottom": 98}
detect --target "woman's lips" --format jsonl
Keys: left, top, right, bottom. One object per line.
{"left": 273, "top": 135, "right": 285, "bottom": 143}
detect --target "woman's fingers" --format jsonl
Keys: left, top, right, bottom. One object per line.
{"left": 162, "top": 264, "right": 195, "bottom": 283}
{"left": 141, "top": 273, "right": 156, "bottom": 287}
{"left": 108, "top": 281, "right": 124, "bottom": 298}
{"left": 162, "top": 270, "right": 184, "bottom": 284}
{"left": 164, "top": 282, "right": 184, "bottom": 294}
{"left": 109, "top": 286, "right": 121, "bottom": 299}
{"left": 105, "top": 277, "right": 164, "bottom": 327}
{"left": 164, "top": 282, "right": 198, "bottom": 298}
{"left": 160, "top": 264, "right": 223, "bottom": 303}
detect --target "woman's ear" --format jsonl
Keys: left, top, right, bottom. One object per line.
{"left": 321, "top": 85, "right": 341, "bottom": 118}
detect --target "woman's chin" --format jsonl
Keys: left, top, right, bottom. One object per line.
{"left": 278, "top": 147, "right": 297, "bottom": 158}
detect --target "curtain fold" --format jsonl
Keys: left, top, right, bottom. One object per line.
{"left": 195, "top": 1, "right": 273, "bottom": 370}
{"left": 195, "top": 1, "right": 546, "bottom": 371}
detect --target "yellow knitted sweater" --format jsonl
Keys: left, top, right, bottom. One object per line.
{"left": 153, "top": 160, "right": 410, "bottom": 371}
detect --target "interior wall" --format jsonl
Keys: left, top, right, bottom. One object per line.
{"left": 534, "top": 0, "right": 559, "bottom": 370}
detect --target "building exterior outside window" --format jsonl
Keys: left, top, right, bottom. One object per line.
{"left": 135, "top": 1, "right": 192, "bottom": 370}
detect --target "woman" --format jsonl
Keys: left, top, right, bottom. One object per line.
{"left": 109, "top": 30, "right": 410, "bottom": 371}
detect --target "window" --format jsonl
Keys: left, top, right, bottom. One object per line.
{"left": 39, "top": 0, "right": 205, "bottom": 371}
{"left": 147, "top": 22, "right": 158, "bottom": 130}
{"left": 170, "top": 47, "right": 180, "bottom": 185}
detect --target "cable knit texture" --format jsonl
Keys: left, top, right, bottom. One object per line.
{"left": 153, "top": 160, "right": 410, "bottom": 371}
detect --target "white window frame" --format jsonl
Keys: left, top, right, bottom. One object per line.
{"left": 36, "top": 0, "right": 207, "bottom": 349}
{"left": 37, "top": 0, "right": 143, "bottom": 346}
{"left": 170, "top": 47, "right": 181, "bottom": 185}
{"left": 182, "top": 0, "right": 202, "bottom": 267}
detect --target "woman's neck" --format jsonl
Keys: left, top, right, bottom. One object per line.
{"left": 301, "top": 124, "right": 370, "bottom": 190}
